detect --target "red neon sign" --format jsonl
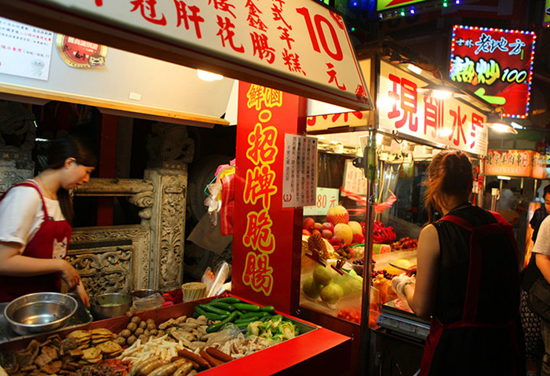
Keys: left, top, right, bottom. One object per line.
{"left": 449, "top": 25, "right": 536, "bottom": 119}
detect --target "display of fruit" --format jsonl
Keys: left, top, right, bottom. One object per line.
{"left": 334, "top": 223, "right": 354, "bottom": 245}
{"left": 352, "top": 233, "right": 365, "bottom": 244}
{"left": 320, "top": 283, "right": 344, "bottom": 305}
{"left": 313, "top": 265, "right": 333, "bottom": 285}
{"left": 390, "top": 236, "right": 418, "bottom": 251}
{"left": 336, "top": 244, "right": 354, "bottom": 259}
{"left": 303, "top": 217, "right": 315, "bottom": 232}
{"left": 327, "top": 205, "right": 349, "bottom": 225}
{"left": 333, "top": 273, "right": 363, "bottom": 295}
{"left": 302, "top": 275, "right": 323, "bottom": 299}
{"left": 308, "top": 232, "right": 330, "bottom": 259}
{"left": 348, "top": 221, "right": 363, "bottom": 235}
{"left": 337, "top": 309, "right": 361, "bottom": 324}
{"left": 372, "top": 220, "right": 397, "bottom": 244}
{"left": 322, "top": 228, "right": 333, "bottom": 239}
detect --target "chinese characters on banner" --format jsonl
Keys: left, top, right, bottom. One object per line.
{"left": 379, "top": 60, "right": 489, "bottom": 156}
{"left": 0, "top": 16, "right": 53, "bottom": 80}
{"left": 485, "top": 150, "right": 547, "bottom": 179}
{"left": 40, "top": 0, "right": 372, "bottom": 110}
{"left": 234, "top": 82, "right": 304, "bottom": 312}
{"left": 450, "top": 25, "right": 536, "bottom": 118}
{"left": 282, "top": 134, "right": 317, "bottom": 208}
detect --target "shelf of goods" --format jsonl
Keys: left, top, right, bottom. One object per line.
{"left": 0, "top": 295, "right": 351, "bottom": 376}
{"left": 299, "top": 204, "right": 419, "bottom": 328}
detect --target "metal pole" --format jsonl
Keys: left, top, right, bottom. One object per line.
{"left": 359, "top": 129, "right": 377, "bottom": 375}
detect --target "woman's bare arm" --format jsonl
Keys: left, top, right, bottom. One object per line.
{"left": 404, "top": 224, "right": 440, "bottom": 320}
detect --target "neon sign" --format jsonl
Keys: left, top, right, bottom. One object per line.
{"left": 449, "top": 25, "right": 536, "bottom": 119}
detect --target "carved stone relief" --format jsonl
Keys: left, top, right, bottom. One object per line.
{"left": 71, "top": 225, "right": 151, "bottom": 294}
{"left": 145, "top": 169, "right": 188, "bottom": 292}
{"left": 66, "top": 244, "right": 133, "bottom": 296}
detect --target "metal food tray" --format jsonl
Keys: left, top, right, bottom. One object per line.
{"left": 0, "top": 294, "right": 93, "bottom": 344}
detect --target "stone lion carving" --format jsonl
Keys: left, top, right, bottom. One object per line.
{"left": 146, "top": 122, "right": 195, "bottom": 164}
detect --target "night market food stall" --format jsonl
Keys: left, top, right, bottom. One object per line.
{"left": 0, "top": 0, "right": 373, "bottom": 375}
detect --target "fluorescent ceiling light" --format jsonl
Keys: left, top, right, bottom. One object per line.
{"left": 417, "top": 82, "right": 466, "bottom": 99}
{"left": 197, "top": 69, "right": 223, "bottom": 81}
{"left": 484, "top": 118, "right": 519, "bottom": 134}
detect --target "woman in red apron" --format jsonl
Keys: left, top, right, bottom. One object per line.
{"left": 0, "top": 134, "right": 96, "bottom": 306}
{"left": 393, "top": 149, "right": 525, "bottom": 375}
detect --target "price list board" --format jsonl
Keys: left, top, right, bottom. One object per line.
{"left": 0, "top": 17, "right": 54, "bottom": 80}
{"left": 283, "top": 135, "right": 317, "bottom": 208}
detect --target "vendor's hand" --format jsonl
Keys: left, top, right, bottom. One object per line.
{"left": 71, "top": 281, "right": 90, "bottom": 307}
{"left": 392, "top": 273, "right": 414, "bottom": 299}
{"left": 59, "top": 260, "right": 80, "bottom": 290}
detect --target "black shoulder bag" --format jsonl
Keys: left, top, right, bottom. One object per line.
{"left": 527, "top": 275, "right": 550, "bottom": 323}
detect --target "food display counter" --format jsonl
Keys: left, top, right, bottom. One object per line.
{"left": 298, "top": 39, "right": 493, "bottom": 374}
{"left": 0, "top": 295, "right": 352, "bottom": 376}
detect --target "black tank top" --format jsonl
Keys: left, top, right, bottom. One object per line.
{"left": 433, "top": 204, "right": 520, "bottom": 325}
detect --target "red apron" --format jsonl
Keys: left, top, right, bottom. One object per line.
{"left": 419, "top": 212, "right": 524, "bottom": 376}
{"left": 0, "top": 181, "right": 72, "bottom": 302}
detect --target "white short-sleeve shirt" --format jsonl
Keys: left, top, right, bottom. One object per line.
{"left": 0, "top": 180, "right": 64, "bottom": 251}
{"left": 532, "top": 215, "right": 550, "bottom": 257}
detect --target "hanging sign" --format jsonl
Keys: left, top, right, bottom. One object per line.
{"left": 0, "top": 16, "right": 54, "bottom": 80}
{"left": 7, "top": 0, "right": 372, "bottom": 111}
{"left": 485, "top": 149, "right": 547, "bottom": 179}
{"left": 378, "top": 60, "right": 489, "bottom": 156}
{"left": 449, "top": 25, "right": 536, "bottom": 119}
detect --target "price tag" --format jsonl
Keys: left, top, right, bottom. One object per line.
{"left": 304, "top": 187, "right": 339, "bottom": 216}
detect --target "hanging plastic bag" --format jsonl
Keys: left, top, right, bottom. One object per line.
{"left": 201, "top": 261, "right": 232, "bottom": 297}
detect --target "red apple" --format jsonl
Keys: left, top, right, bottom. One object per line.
{"left": 303, "top": 217, "right": 315, "bottom": 231}
{"left": 302, "top": 229, "right": 311, "bottom": 236}
{"left": 322, "top": 229, "right": 333, "bottom": 239}
{"left": 322, "top": 222, "right": 334, "bottom": 232}
{"left": 312, "top": 229, "right": 322, "bottom": 237}
{"left": 329, "top": 236, "right": 341, "bottom": 247}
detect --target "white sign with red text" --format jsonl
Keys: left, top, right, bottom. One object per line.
{"left": 303, "top": 187, "right": 340, "bottom": 216}
{"left": 35, "top": 0, "right": 372, "bottom": 111}
{"left": 378, "top": 60, "right": 488, "bottom": 156}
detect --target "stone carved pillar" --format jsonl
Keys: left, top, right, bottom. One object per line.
{"left": 145, "top": 122, "right": 193, "bottom": 292}
{"left": 145, "top": 168, "right": 187, "bottom": 292}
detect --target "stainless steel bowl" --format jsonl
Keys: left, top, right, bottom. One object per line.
{"left": 4, "top": 292, "right": 78, "bottom": 336}
{"left": 90, "top": 293, "right": 132, "bottom": 319}
{"left": 130, "top": 289, "right": 159, "bottom": 299}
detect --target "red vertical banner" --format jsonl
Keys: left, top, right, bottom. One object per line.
{"left": 233, "top": 82, "right": 306, "bottom": 314}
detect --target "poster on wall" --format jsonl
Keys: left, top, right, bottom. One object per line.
{"left": 449, "top": 25, "right": 536, "bottom": 119}
{"left": 56, "top": 34, "right": 107, "bottom": 68}
{"left": 282, "top": 134, "right": 317, "bottom": 208}
{"left": 0, "top": 16, "right": 53, "bottom": 80}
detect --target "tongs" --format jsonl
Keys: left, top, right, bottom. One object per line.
{"left": 389, "top": 262, "right": 417, "bottom": 276}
